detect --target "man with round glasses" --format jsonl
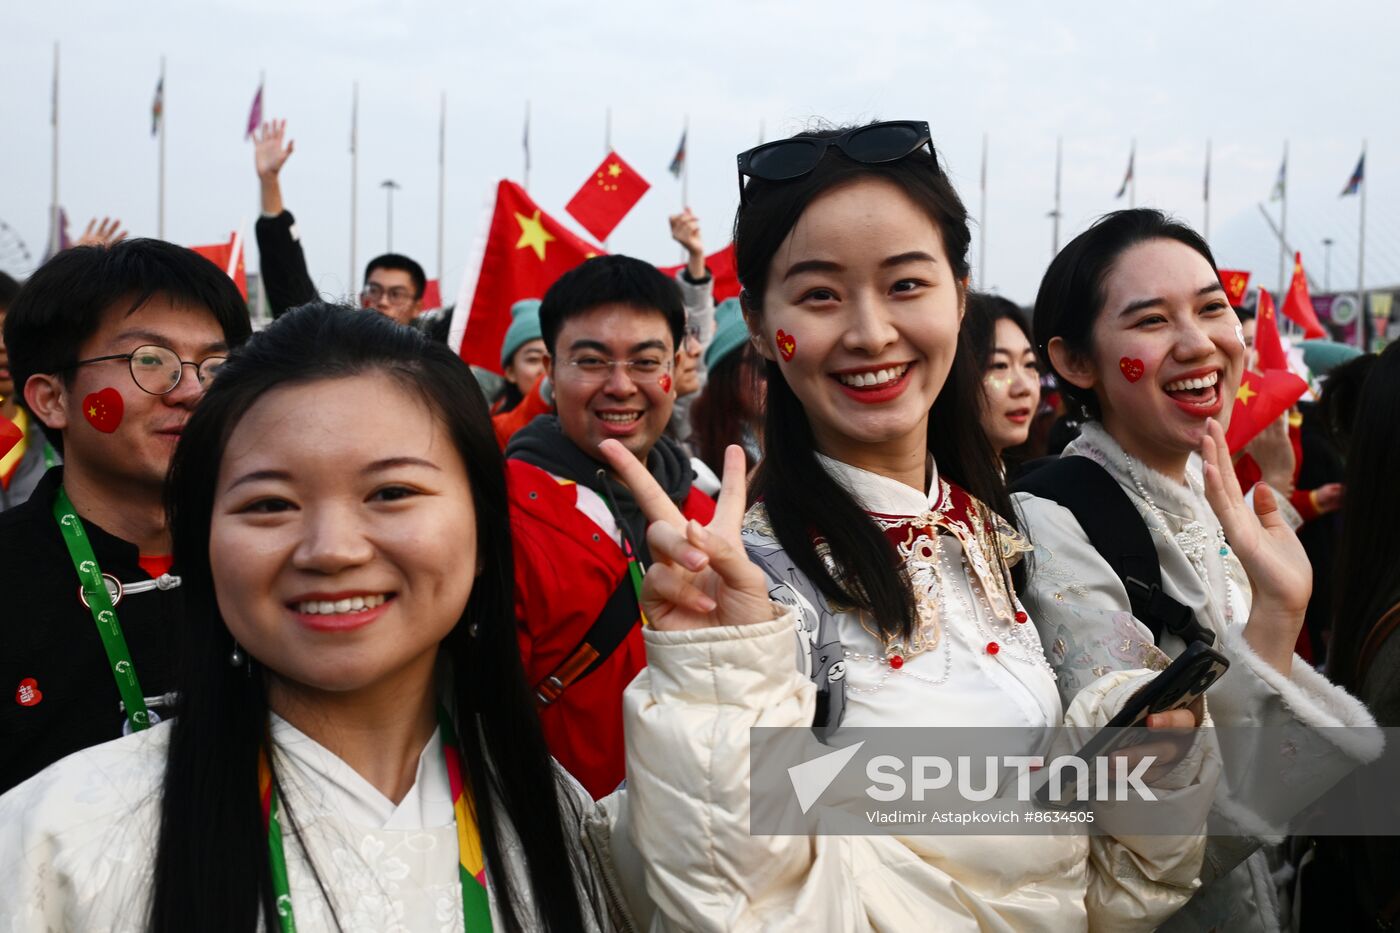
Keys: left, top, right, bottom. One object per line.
{"left": 503, "top": 254, "right": 716, "bottom": 798}
{"left": 0, "top": 238, "right": 251, "bottom": 792}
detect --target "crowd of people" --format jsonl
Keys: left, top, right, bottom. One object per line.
{"left": 0, "top": 117, "right": 1395, "bottom": 931}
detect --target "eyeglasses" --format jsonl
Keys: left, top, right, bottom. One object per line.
{"left": 736, "top": 120, "right": 935, "bottom": 204}
{"left": 63, "top": 345, "right": 227, "bottom": 396}
{"left": 563, "top": 355, "right": 673, "bottom": 385}
{"left": 360, "top": 283, "right": 416, "bottom": 307}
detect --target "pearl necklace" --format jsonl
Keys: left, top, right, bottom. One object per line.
{"left": 1123, "top": 454, "right": 1235, "bottom": 626}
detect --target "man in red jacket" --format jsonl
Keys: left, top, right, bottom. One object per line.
{"left": 506, "top": 255, "right": 715, "bottom": 798}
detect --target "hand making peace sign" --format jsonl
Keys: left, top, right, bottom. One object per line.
{"left": 597, "top": 440, "right": 773, "bottom": 632}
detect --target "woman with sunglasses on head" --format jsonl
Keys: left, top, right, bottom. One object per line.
{"left": 1012, "top": 210, "right": 1381, "bottom": 933}
{"left": 964, "top": 292, "right": 1041, "bottom": 472}
{"left": 0, "top": 305, "right": 613, "bottom": 931}
{"left": 589, "top": 123, "right": 1221, "bottom": 931}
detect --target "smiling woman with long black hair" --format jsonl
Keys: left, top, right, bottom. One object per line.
{"left": 0, "top": 305, "right": 606, "bottom": 931}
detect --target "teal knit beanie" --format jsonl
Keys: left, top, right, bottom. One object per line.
{"left": 500, "top": 299, "right": 543, "bottom": 369}
{"left": 705, "top": 298, "right": 749, "bottom": 370}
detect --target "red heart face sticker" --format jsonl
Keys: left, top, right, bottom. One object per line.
{"left": 1119, "top": 357, "right": 1146, "bottom": 383}
{"left": 776, "top": 329, "right": 797, "bottom": 362}
{"left": 82, "top": 387, "right": 124, "bottom": 433}
{"left": 658, "top": 374, "right": 673, "bottom": 394}
{"left": 15, "top": 677, "right": 42, "bottom": 707}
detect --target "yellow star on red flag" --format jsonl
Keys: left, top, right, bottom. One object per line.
{"left": 514, "top": 210, "right": 555, "bottom": 261}
{"left": 1236, "top": 381, "right": 1257, "bottom": 405}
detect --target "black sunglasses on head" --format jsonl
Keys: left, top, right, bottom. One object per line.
{"left": 736, "top": 120, "right": 935, "bottom": 204}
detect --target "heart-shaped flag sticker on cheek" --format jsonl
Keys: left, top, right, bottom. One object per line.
{"left": 82, "top": 387, "right": 124, "bottom": 433}
{"left": 776, "top": 329, "right": 797, "bottom": 362}
{"left": 1119, "top": 358, "right": 1146, "bottom": 383}
{"left": 658, "top": 374, "right": 672, "bottom": 394}
{"left": 15, "top": 678, "right": 42, "bottom": 707}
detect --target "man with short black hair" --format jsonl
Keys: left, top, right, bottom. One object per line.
{"left": 360, "top": 253, "right": 427, "bottom": 325}
{"left": 505, "top": 254, "right": 715, "bottom": 798}
{"left": 0, "top": 239, "right": 251, "bottom": 791}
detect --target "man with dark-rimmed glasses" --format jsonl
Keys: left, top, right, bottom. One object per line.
{"left": 0, "top": 238, "right": 251, "bottom": 792}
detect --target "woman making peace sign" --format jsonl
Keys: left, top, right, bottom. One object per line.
{"left": 595, "top": 123, "right": 1220, "bottom": 932}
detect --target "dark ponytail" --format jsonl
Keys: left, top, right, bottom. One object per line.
{"left": 736, "top": 125, "right": 1014, "bottom": 642}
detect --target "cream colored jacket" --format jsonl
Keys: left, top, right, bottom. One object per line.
{"left": 602, "top": 611, "right": 1221, "bottom": 933}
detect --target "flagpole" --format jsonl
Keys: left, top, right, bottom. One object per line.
{"left": 49, "top": 41, "right": 60, "bottom": 257}
{"left": 350, "top": 82, "right": 358, "bottom": 290}
{"left": 1279, "top": 140, "right": 1288, "bottom": 298}
{"left": 1050, "top": 136, "right": 1062, "bottom": 257}
{"left": 1203, "top": 139, "right": 1210, "bottom": 242}
{"left": 978, "top": 132, "right": 987, "bottom": 286}
{"left": 605, "top": 106, "right": 612, "bottom": 154}
{"left": 1358, "top": 139, "right": 1368, "bottom": 350}
{"left": 437, "top": 90, "right": 446, "bottom": 280}
{"left": 158, "top": 56, "right": 166, "bottom": 240}
{"left": 758, "top": 118, "right": 765, "bottom": 145}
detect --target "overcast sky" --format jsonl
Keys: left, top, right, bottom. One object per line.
{"left": 4, "top": 0, "right": 1397, "bottom": 308}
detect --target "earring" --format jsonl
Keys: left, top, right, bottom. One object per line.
{"left": 230, "top": 642, "right": 246, "bottom": 667}
{"left": 467, "top": 621, "right": 479, "bottom": 638}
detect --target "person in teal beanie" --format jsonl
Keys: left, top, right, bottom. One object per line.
{"left": 494, "top": 299, "right": 546, "bottom": 413}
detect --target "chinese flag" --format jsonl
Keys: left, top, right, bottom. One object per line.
{"left": 1224, "top": 368, "right": 1308, "bottom": 453}
{"left": 1254, "top": 288, "right": 1289, "bottom": 372}
{"left": 1280, "top": 252, "right": 1326, "bottom": 338}
{"left": 565, "top": 151, "right": 650, "bottom": 242}
{"left": 420, "top": 279, "right": 442, "bottom": 311}
{"left": 1218, "top": 269, "right": 1251, "bottom": 308}
{"left": 190, "top": 232, "right": 249, "bottom": 301}
{"left": 454, "top": 181, "right": 603, "bottom": 373}
{"left": 658, "top": 243, "right": 741, "bottom": 303}
{"left": 0, "top": 413, "right": 21, "bottom": 462}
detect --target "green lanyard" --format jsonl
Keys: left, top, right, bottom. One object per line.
{"left": 260, "top": 708, "right": 494, "bottom": 932}
{"left": 42, "top": 443, "right": 56, "bottom": 470}
{"left": 52, "top": 487, "right": 151, "bottom": 732}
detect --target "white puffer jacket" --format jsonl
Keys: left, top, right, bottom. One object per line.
{"left": 598, "top": 610, "right": 1221, "bottom": 932}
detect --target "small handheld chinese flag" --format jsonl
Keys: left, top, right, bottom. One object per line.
{"left": 1224, "top": 368, "right": 1308, "bottom": 453}
{"left": 1218, "top": 269, "right": 1251, "bottom": 308}
{"left": 1253, "top": 288, "right": 1289, "bottom": 372}
{"left": 1280, "top": 252, "right": 1326, "bottom": 339}
{"left": 453, "top": 181, "right": 603, "bottom": 373}
{"left": 565, "top": 151, "right": 650, "bottom": 242}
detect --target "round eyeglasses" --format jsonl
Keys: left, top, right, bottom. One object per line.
{"left": 62, "top": 345, "right": 228, "bottom": 396}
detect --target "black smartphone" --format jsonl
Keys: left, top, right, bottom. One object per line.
{"left": 1035, "top": 640, "right": 1230, "bottom": 807}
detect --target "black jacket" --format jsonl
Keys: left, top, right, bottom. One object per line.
{"left": 254, "top": 209, "right": 319, "bottom": 318}
{"left": 0, "top": 468, "right": 184, "bottom": 792}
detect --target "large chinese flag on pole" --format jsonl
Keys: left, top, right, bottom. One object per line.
{"left": 1224, "top": 368, "right": 1308, "bottom": 453}
{"left": 1253, "top": 288, "right": 1289, "bottom": 372}
{"left": 1280, "top": 252, "right": 1326, "bottom": 338}
{"left": 452, "top": 181, "right": 602, "bottom": 373}
{"left": 658, "top": 243, "right": 741, "bottom": 303}
{"left": 190, "top": 231, "right": 248, "bottom": 301}
{"left": 565, "top": 151, "right": 650, "bottom": 242}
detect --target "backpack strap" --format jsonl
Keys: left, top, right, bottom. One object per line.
{"left": 1014, "top": 456, "right": 1215, "bottom": 647}
{"left": 1355, "top": 602, "right": 1400, "bottom": 690}
{"left": 534, "top": 573, "right": 640, "bottom": 707}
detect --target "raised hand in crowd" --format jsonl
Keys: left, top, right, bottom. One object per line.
{"left": 598, "top": 439, "right": 771, "bottom": 632}
{"left": 1243, "top": 410, "right": 1297, "bottom": 498}
{"left": 252, "top": 118, "right": 295, "bottom": 216}
{"left": 74, "top": 217, "right": 127, "bottom": 248}
{"left": 668, "top": 208, "right": 706, "bottom": 282}
{"left": 1202, "top": 418, "right": 1312, "bottom": 674}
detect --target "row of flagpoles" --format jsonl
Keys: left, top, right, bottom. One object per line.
{"left": 40, "top": 42, "right": 1376, "bottom": 336}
